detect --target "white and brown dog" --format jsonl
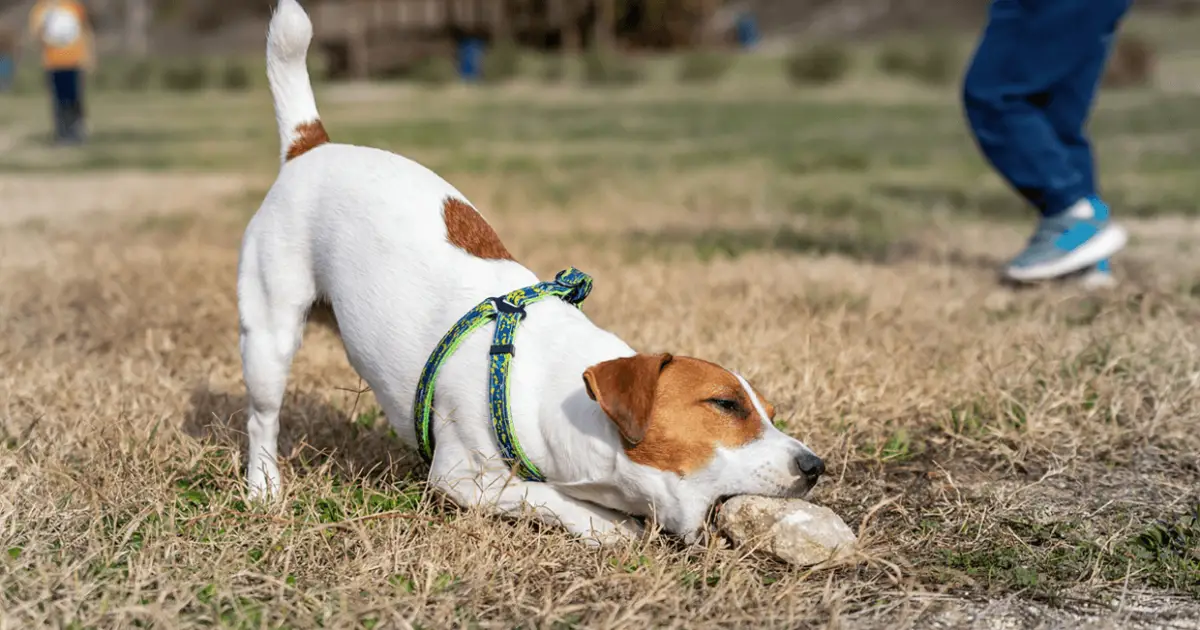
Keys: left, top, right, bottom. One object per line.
{"left": 238, "top": 0, "right": 825, "bottom": 545}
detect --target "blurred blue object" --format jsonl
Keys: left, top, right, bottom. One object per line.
{"left": 0, "top": 55, "right": 13, "bottom": 92}
{"left": 458, "top": 38, "right": 485, "bottom": 82}
{"left": 736, "top": 12, "right": 760, "bottom": 49}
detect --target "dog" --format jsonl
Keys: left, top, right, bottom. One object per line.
{"left": 238, "top": 0, "right": 826, "bottom": 545}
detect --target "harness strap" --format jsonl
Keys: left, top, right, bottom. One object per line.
{"left": 412, "top": 268, "right": 593, "bottom": 482}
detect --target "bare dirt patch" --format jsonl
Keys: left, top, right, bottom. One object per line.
{"left": 0, "top": 171, "right": 259, "bottom": 229}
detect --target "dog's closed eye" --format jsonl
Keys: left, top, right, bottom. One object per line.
{"left": 705, "top": 398, "right": 746, "bottom": 416}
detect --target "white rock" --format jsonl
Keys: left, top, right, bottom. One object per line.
{"left": 717, "top": 496, "right": 858, "bottom": 566}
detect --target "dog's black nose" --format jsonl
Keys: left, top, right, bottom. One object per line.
{"left": 795, "top": 452, "right": 826, "bottom": 483}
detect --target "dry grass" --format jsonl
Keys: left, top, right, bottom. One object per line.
{"left": 3, "top": 36, "right": 1200, "bottom": 628}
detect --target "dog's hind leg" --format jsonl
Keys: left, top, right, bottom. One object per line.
{"left": 237, "top": 234, "right": 315, "bottom": 500}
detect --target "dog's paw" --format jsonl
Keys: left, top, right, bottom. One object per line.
{"left": 245, "top": 477, "right": 281, "bottom": 503}
{"left": 681, "top": 525, "right": 720, "bottom": 548}
{"left": 579, "top": 518, "right": 644, "bottom": 547}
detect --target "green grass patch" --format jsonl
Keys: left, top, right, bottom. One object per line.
{"left": 876, "top": 37, "right": 961, "bottom": 86}
{"left": 785, "top": 42, "right": 852, "bottom": 86}
{"left": 582, "top": 49, "right": 647, "bottom": 87}
{"left": 623, "top": 223, "right": 913, "bottom": 264}
{"left": 677, "top": 51, "right": 736, "bottom": 84}
{"left": 936, "top": 510, "right": 1200, "bottom": 601}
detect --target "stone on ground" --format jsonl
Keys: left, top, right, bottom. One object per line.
{"left": 717, "top": 496, "right": 857, "bottom": 566}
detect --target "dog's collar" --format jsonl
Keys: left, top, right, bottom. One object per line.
{"left": 412, "top": 267, "right": 594, "bottom": 482}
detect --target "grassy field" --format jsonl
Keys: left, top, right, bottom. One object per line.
{"left": 2, "top": 31, "right": 1200, "bottom": 629}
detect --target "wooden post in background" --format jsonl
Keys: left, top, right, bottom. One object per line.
{"left": 696, "top": 0, "right": 717, "bottom": 48}
{"left": 494, "top": 0, "right": 511, "bottom": 44}
{"left": 124, "top": 0, "right": 150, "bottom": 56}
{"left": 592, "top": 0, "right": 614, "bottom": 50}
{"left": 350, "top": 0, "right": 369, "bottom": 79}
{"left": 556, "top": 0, "right": 580, "bottom": 53}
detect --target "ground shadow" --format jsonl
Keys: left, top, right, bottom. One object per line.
{"left": 621, "top": 225, "right": 1002, "bottom": 272}
{"left": 184, "top": 385, "right": 423, "bottom": 485}
{"left": 623, "top": 225, "right": 919, "bottom": 264}
{"left": 870, "top": 182, "right": 1024, "bottom": 222}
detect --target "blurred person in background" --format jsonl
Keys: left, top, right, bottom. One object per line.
{"left": 0, "top": 27, "right": 15, "bottom": 93}
{"left": 962, "top": 0, "right": 1133, "bottom": 287}
{"left": 27, "top": 0, "right": 94, "bottom": 144}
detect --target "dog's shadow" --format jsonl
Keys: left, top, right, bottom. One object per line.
{"left": 184, "top": 386, "right": 423, "bottom": 485}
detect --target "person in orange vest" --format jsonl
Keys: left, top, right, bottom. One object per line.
{"left": 28, "top": 0, "right": 94, "bottom": 144}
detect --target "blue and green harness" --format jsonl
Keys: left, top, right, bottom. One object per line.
{"left": 412, "top": 268, "right": 594, "bottom": 483}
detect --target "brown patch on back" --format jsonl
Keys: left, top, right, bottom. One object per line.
{"left": 442, "top": 197, "right": 515, "bottom": 261}
{"left": 583, "top": 354, "right": 770, "bottom": 476}
{"left": 286, "top": 120, "right": 330, "bottom": 161}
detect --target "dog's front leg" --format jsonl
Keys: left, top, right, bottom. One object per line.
{"left": 433, "top": 462, "right": 643, "bottom": 546}
{"left": 502, "top": 481, "right": 645, "bottom": 547}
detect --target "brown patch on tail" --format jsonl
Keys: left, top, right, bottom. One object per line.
{"left": 442, "top": 197, "right": 515, "bottom": 261}
{"left": 286, "top": 121, "right": 330, "bottom": 161}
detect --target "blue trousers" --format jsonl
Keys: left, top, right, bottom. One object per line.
{"left": 47, "top": 68, "right": 85, "bottom": 142}
{"left": 963, "top": 0, "right": 1132, "bottom": 216}
{"left": 0, "top": 56, "right": 13, "bottom": 92}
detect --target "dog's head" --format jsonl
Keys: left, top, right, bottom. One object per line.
{"left": 583, "top": 352, "right": 824, "bottom": 540}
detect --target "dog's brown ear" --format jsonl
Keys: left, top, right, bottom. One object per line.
{"left": 582, "top": 353, "right": 673, "bottom": 447}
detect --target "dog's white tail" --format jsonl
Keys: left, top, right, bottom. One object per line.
{"left": 267, "top": 0, "right": 328, "bottom": 165}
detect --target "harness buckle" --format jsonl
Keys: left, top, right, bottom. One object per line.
{"left": 488, "top": 297, "right": 525, "bottom": 357}
{"left": 489, "top": 297, "right": 527, "bottom": 320}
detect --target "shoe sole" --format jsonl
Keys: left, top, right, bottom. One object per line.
{"left": 1005, "top": 224, "right": 1128, "bottom": 283}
